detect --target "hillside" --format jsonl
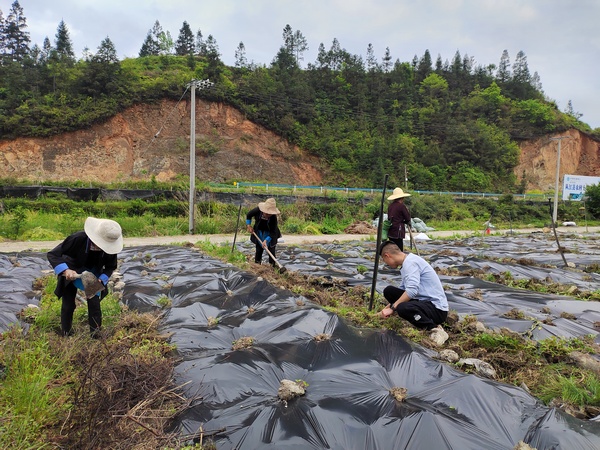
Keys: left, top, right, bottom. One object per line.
{"left": 0, "top": 99, "right": 324, "bottom": 186}
{"left": 1, "top": 99, "right": 599, "bottom": 191}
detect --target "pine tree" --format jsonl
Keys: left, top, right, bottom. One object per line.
{"left": 281, "top": 24, "right": 308, "bottom": 66}
{"left": 0, "top": 8, "right": 6, "bottom": 59}
{"left": 328, "top": 38, "right": 345, "bottom": 71}
{"left": 234, "top": 41, "right": 247, "bottom": 68}
{"left": 530, "top": 71, "right": 543, "bottom": 93}
{"left": 3, "top": 0, "right": 30, "bottom": 63}
{"left": 93, "top": 36, "right": 118, "bottom": 63}
{"left": 416, "top": 49, "right": 432, "bottom": 82}
{"left": 381, "top": 47, "right": 392, "bottom": 73}
{"left": 315, "top": 42, "right": 327, "bottom": 68}
{"left": 175, "top": 21, "right": 195, "bottom": 56}
{"left": 40, "top": 36, "right": 52, "bottom": 63}
{"left": 54, "top": 19, "right": 74, "bottom": 63}
{"left": 366, "top": 43, "right": 378, "bottom": 72}
{"left": 195, "top": 29, "right": 206, "bottom": 56}
{"left": 139, "top": 33, "right": 158, "bottom": 57}
{"left": 139, "top": 21, "right": 163, "bottom": 56}
{"left": 496, "top": 49, "right": 510, "bottom": 83}
{"left": 511, "top": 50, "right": 530, "bottom": 84}
{"left": 435, "top": 54, "right": 443, "bottom": 73}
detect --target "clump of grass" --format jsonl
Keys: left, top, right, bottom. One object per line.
{"left": 195, "top": 240, "right": 247, "bottom": 265}
{"left": 0, "top": 276, "right": 189, "bottom": 449}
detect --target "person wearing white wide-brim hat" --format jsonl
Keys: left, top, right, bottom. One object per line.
{"left": 47, "top": 217, "right": 123, "bottom": 337}
{"left": 245, "top": 198, "right": 282, "bottom": 266}
{"left": 386, "top": 187, "right": 412, "bottom": 251}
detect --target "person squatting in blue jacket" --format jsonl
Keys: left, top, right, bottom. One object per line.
{"left": 246, "top": 197, "right": 282, "bottom": 266}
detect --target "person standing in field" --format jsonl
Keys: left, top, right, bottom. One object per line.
{"left": 246, "top": 197, "right": 282, "bottom": 266}
{"left": 387, "top": 187, "right": 412, "bottom": 251}
{"left": 47, "top": 217, "right": 123, "bottom": 337}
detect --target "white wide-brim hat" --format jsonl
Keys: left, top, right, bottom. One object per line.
{"left": 387, "top": 187, "right": 411, "bottom": 200}
{"left": 258, "top": 197, "right": 280, "bottom": 214}
{"left": 84, "top": 217, "right": 123, "bottom": 254}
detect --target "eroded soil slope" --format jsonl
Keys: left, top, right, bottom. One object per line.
{"left": 1, "top": 99, "right": 599, "bottom": 190}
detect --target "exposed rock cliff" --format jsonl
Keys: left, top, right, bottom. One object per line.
{"left": 0, "top": 99, "right": 325, "bottom": 185}
{"left": 515, "top": 129, "right": 600, "bottom": 191}
{"left": 1, "top": 100, "right": 599, "bottom": 191}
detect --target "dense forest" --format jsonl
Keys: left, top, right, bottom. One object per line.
{"left": 0, "top": 1, "right": 598, "bottom": 192}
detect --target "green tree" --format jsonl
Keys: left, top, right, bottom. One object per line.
{"left": 496, "top": 49, "right": 510, "bottom": 83}
{"left": 54, "top": 19, "right": 75, "bottom": 64}
{"left": 139, "top": 33, "right": 158, "bottom": 57}
{"left": 415, "top": 49, "right": 432, "bottom": 83}
{"left": 93, "top": 36, "right": 118, "bottom": 63}
{"left": 195, "top": 29, "right": 206, "bottom": 56}
{"left": 448, "top": 163, "right": 491, "bottom": 192}
{"left": 0, "top": 8, "right": 6, "bottom": 58}
{"left": 78, "top": 36, "right": 124, "bottom": 97}
{"left": 2, "top": 0, "right": 30, "bottom": 63}
{"left": 175, "top": 21, "right": 195, "bottom": 56}
{"left": 366, "top": 43, "right": 378, "bottom": 72}
{"left": 584, "top": 183, "right": 600, "bottom": 218}
{"left": 282, "top": 24, "right": 308, "bottom": 66}
{"left": 381, "top": 47, "right": 392, "bottom": 73}
{"left": 234, "top": 41, "right": 247, "bottom": 68}
{"left": 158, "top": 30, "right": 173, "bottom": 55}
{"left": 139, "top": 21, "right": 163, "bottom": 57}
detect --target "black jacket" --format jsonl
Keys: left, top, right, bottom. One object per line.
{"left": 47, "top": 231, "right": 118, "bottom": 299}
{"left": 246, "top": 206, "right": 281, "bottom": 245}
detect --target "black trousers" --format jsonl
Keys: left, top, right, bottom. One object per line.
{"left": 60, "top": 281, "right": 103, "bottom": 335}
{"left": 388, "top": 237, "right": 404, "bottom": 251}
{"left": 383, "top": 286, "right": 447, "bottom": 330}
{"left": 254, "top": 242, "right": 277, "bottom": 265}
{"left": 250, "top": 233, "right": 277, "bottom": 265}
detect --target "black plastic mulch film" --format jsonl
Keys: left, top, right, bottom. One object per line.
{"left": 1, "top": 232, "right": 600, "bottom": 449}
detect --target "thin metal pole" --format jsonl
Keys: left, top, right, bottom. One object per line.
{"left": 369, "top": 174, "right": 389, "bottom": 311}
{"left": 186, "top": 79, "right": 214, "bottom": 234}
{"left": 189, "top": 83, "right": 196, "bottom": 234}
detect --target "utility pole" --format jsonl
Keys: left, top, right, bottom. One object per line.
{"left": 549, "top": 136, "right": 570, "bottom": 226}
{"left": 186, "top": 79, "right": 214, "bottom": 234}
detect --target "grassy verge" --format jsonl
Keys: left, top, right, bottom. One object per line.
{"left": 0, "top": 275, "right": 213, "bottom": 450}
{"left": 1, "top": 190, "right": 598, "bottom": 243}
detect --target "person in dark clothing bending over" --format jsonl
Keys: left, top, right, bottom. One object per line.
{"left": 377, "top": 241, "right": 448, "bottom": 331}
{"left": 47, "top": 217, "right": 123, "bottom": 337}
{"left": 386, "top": 187, "right": 412, "bottom": 251}
{"left": 246, "top": 197, "right": 282, "bottom": 266}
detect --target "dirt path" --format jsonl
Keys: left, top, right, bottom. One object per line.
{"left": 0, "top": 226, "right": 598, "bottom": 253}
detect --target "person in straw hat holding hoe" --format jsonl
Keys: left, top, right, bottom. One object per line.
{"left": 246, "top": 197, "right": 282, "bottom": 266}
{"left": 47, "top": 217, "right": 123, "bottom": 337}
{"left": 386, "top": 187, "right": 412, "bottom": 251}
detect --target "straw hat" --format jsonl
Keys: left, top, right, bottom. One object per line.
{"left": 84, "top": 217, "right": 123, "bottom": 254}
{"left": 387, "top": 187, "right": 411, "bottom": 201}
{"left": 258, "top": 197, "right": 280, "bottom": 215}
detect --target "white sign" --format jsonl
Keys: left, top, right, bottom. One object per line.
{"left": 562, "top": 174, "right": 600, "bottom": 201}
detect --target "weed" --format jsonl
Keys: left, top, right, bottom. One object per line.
{"left": 9, "top": 206, "right": 26, "bottom": 239}
{"left": 356, "top": 264, "right": 368, "bottom": 275}
{"left": 157, "top": 295, "right": 172, "bottom": 308}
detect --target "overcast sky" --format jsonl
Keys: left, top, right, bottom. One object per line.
{"left": 5, "top": 0, "right": 600, "bottom": 129}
